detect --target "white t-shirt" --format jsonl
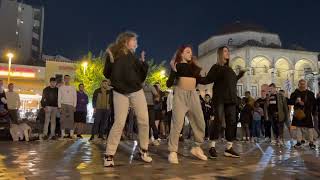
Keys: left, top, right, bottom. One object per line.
{"left": 58, "top": 85, "right": 77, "bottom": 107}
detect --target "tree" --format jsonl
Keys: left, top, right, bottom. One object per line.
{"left": 75, "top": 53, "right": 169, "bottom": 99}
{"left": 146, "top": 59, "right": 169, "bottom": 91}
{"left": 74, "top": 52, "right": 105, "bottom": 99}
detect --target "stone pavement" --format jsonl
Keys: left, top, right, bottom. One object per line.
{"left": 0, "top": 138, "right": 319, "bottom": 180}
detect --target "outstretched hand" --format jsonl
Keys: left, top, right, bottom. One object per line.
{"left": 170, "top": 52, "right": 177, "bottom": 72}
{"left": 141, "top": 51, "right": 146, "bottom": 62}
{"left": 106, "top": 48, "right": 114, "bottom": 63}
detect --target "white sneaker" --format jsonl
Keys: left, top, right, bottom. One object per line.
{"left": 139, "top": 149, "right": 152, "bottom": 163}
{"left": 168, "top": 152, "right": 179, "bottom": 164}
{"left": 190, "top": 147, "right": 208, "bottom": 161}
{"left": 104, "top": 155, "right": 114, "bottom": 167}
{"left": 152, "top": 139, "right": 161, "bottom": 146}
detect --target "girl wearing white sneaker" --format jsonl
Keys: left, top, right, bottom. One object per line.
{"left": 166, "top": 45, "right": 207, "bottom": 164}
{"left": 103, "top": 31, "right": 152, "bottom": 167}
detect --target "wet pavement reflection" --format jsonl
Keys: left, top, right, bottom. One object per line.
{"left": 0, "top": 138, "right": 319, "bottom": 180}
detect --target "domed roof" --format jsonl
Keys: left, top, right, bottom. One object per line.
{"left": 216, "top": 21, "right": 269, "bottom": 35}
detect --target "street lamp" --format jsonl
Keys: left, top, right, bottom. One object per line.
{"left": 6, "top": 52, "right": 14, "bottom": 84}
{"left": 160, "top": 70, "right": 166, "bottom": 78}
{"left": 82, "top": 61, "right": 88, "bottom": 75}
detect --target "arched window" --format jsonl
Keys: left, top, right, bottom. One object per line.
{"left": 228, "top": 38, "right": 233, "bottom": 45}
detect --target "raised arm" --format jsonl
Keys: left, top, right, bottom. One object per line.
{"left": 103, "top": 49, "right": 114, "bottom": 79}
{"left": 237, "top": 70, "right": 246, "bottom": 80}
{"left": 166, "top": 69, "right": 176, "bottom": 88}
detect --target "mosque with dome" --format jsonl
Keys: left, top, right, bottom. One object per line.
{"left": 197, "top": 22, "right": 320, "bottom": 97}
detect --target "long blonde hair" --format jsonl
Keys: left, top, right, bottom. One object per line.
{"left": 108, "top": 31, "right": 138, "bottom": 59}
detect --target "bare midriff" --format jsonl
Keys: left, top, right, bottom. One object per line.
{"left": 177, "top": 77, "right": 197, "bottom": 91}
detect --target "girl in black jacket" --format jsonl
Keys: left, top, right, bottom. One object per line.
{"left": 103, "top": 31, "right": 152, "bottom": 167}
{"left": 198, "top": 46, "right": 245, "bottom": 158}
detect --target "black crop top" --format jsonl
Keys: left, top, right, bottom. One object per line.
{"left": 166, "top": 63, "right": 201, "bottom": 88}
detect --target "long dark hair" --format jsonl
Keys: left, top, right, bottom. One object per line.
{"left": 217, "top": 46, "right": 229, "bottom": 66}
{"left": 174, "top": 45, "right": 201, "bottom": 77}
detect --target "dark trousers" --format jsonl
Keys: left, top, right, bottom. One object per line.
{"left": 8, "top": 109, "right": 18, "bottom": 124}
{"left": 269, "top": 113, "right": 284, "bottom": 139}
{"left": 264, "top": 121, "right": 272, "bottom": 138}
{"left": 148, "top": 105, "right": 159, "bottom": 139}
{"left": 210, "top": 104, "right": 237, "bottom": 142}
{"left": 260, "top": 116, "right": 265, "bottom": 136}
{"left": 252, "top": 120, "right": 261, "bottom": 137}
{"left": 204, "top": 118, "right": 210, "bottom": 138}
{"left": 92, "top": 109, "right": 111, "bottom": 137}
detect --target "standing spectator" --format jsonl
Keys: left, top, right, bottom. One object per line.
{"left": 252, "top": 101, "right": 263, "bottom": 142}
{"left": 166, "top": 90, "right": 174, "bottom": 134}
{"left": 279, "top": 89, "right": 293, "bottom": 140}
{"left": 235, "top": 96, "right": 242, "bottom": 139}
{"left": 6, "top": 83, "right": 20, "bottom": 124}
{"left": 245, "top": 91, "right": 255, "bottom": 108}
{"left": 264, "top": 94, "right": 272, "bottom": 141}
{"left": 143, "top": 83, "right": 160, "bottom": 146}
{"left": 0, "top": 80, "right": 8, "bottom": 111}
{"left": 256, "top": 91, "right": 268, "bottom": 138}
{"left": 240, "top": 98, "right": 252, "bottom": 141}
{"left": 74, "top": 84, "right": 89, "bottom": 139}
{"left": 90, "top": 80, "right": 112, "bottom": 141}
{"left": 202, "top": 94, "right": 213, "bottom": 140}
{"left": 58, "top": 75, "right": 77, "bottom": 139}
{"left": 55, "top": 81, "right": 64, "bottom": 136}
{"left": 160, "top": 93, "right": 168, "bottom": 138}
{"left": 266, "top": 83, "right": 288, "bottom": 146}
{"left": 41, "top": 77, "right": 58, "bottom": 140}
{"left": 290, "top": 79, "right": 317, "bottom": 149}
{"left": 316, "top": 93, "right": 320, "bottom": 137}
{"left": 153, "top": 83, "right": 163, "bottom": 133}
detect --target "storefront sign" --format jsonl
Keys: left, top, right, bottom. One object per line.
{"left": 0, "top": 67, "right": 36, "bottom": 78}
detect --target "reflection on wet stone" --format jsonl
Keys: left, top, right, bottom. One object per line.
{"left": 0, "top": 139, "right": 319, "bottom": 179}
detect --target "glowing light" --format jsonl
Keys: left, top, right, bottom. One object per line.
{"left": 82, "top": 61, "right": 88, "bottom": 74}
{"left": 82, "top": 61, "right": 88, "bottom": 68}
{"left": 6, "top": 53, "right": 14, "bottom": 59}
{"left": 0, "top": 70, "right": 35, "bottom": 78}
{"left": 160, "top": 70, "right": 166, "bottom": 78}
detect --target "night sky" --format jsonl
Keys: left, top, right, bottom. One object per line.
{"left": 43, "top": 0, "right": 320, "bottom": 62}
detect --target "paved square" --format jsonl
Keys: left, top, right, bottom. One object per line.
{"left": 0, "top": 138, "right": 319, "bottom": 180}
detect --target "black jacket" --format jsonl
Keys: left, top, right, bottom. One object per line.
{"left": 290, "top": 89, "right": 316, "bottom": 128}
{"left": 41, "top": 86, "right": 58, "bottom": 107}
{"left": 0, "top": 91, "right": 7, "bottom": 110}
{"left": 92, "top": 88, "right": 113, "bottom": 109}
{"left": 199, "top": 64, "right": 244, "bottom": 104}
{"left": 104, "top": 52, "right": 148, "bottom": 94}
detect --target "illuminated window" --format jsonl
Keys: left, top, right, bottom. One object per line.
{"left": 251, "top": 86, "right": 258, "bottom": 97}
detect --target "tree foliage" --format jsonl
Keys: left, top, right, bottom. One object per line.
{"left": 145, "top": 59, "right": 168, "bottom": 91}
{"left": 74, "top": 52, "right": 105, "bottom": 100}
{"left": 74, "top": 53, "right": 169, "bottom": 99}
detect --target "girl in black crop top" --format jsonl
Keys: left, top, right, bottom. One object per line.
{"left": 166, "top": 62, "right": 201, "bottom": 87}
{"left": 166, "top": 45, "right": 208, "bottom": 164}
